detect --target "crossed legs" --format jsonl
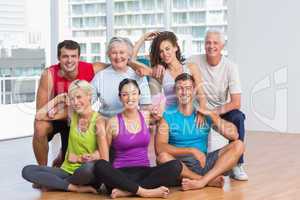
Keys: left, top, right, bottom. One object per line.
{"left": 157, "top": 140, "right": 245, "bottom": 190}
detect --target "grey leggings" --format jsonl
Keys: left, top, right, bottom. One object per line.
{"left": 22, "top": 162, "right": 96, "bottom": 191}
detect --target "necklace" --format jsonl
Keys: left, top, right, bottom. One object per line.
{"left": 77, "top": 112, "right": 93, "bottom": 134}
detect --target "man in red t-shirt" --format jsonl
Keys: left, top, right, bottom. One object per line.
{"left": 33, "top": 40, "right": 107, "bottom": 166}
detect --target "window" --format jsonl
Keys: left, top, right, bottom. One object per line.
{"left": 190, "top": 0, "right": 205, "bottom": 9}
{"left": 141, "top": 0, "right": 154, "bottom": 10}
{"left": 79, "top": 43, "right": 86, "bottom": 54}
{"left": 84, "top": 17, "right": 97, "bottom": 28}
{"left": 172, "top": 0, "right": 188, "bottom": 10}
{"left": 72, "top": 18, "right": 83, "bottom": 28}
{"left": 92, "top": 56, "right": 101, "bottom": 62}
{"left": 115, "top": 16, "right": 126, "bottom": 26}
{"left": 190, "top": 12, "right": 206, "bottom": 24}
{"left": 80, "top": 56, "right": 87, "bottom": 61}
{"left": 172, "top": 13, "right": 188, "bottom": 24}
{"left": 191, "top": 27, "right": 206, "bottom": 38}
{"left": 72, "top": 5, "right": 83, "bottom": 15}
{"left": 127, "top": 15, "right": 140, "bottom": 26}
{"left": 115, "top": 2, "right": 125, "bottom": 13}
{"left": 207, "top": 0, "right": 224, "bottom": 8}
{"left": 85, "top": 4, "right": 97, "bottom": 15}
{"left": 207, "top": 10, "right": 224, "bottom": 24}
{"left": 91, "top": 43, "right": 101, "bottom": 54}
{"left": 127, "top": 1, "right": 139, "bottom": 12}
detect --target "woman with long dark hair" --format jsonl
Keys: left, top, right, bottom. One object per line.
{"left": 132, "top": 31, "right": 207, "bottom": 125}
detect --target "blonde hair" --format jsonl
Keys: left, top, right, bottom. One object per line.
{"left": 68, "top": 79, "right": 94, "bottom": 96}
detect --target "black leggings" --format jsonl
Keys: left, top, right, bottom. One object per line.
{"left": 22, "top": 162, "right": 96, "bottom": 191}
{"left": 94, "top": 159, "right": 182, "bottom": 194}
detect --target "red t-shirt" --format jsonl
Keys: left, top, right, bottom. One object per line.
{"left": 49, "top": 61, "right": 95, "bottom": 96}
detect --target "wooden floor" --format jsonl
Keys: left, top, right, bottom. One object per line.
{"left": 1, "top": 131, "right": 300, "bottom": 200}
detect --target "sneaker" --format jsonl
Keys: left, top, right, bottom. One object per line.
{"left": 231, "top": 164, "right": 248, "bottom": 181}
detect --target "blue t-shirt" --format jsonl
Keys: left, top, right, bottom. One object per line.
{"left": 163, "top": 105, "right": 212, "bottom": 154}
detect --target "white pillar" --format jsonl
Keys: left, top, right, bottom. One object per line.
{"left": 50, "top": 0, "right": 59, "bottom": 64}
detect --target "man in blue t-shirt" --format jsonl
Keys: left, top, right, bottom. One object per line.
{"left": 155, "top": 73, "right": 244, "bottom": 190}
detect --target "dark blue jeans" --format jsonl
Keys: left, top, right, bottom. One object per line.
{"left": 220, "top": 109, "right": 246, "bottom": 164}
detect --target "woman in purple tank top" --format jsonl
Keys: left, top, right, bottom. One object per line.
{"left": 94, "top": 78, "right": 183, "bottom": 198}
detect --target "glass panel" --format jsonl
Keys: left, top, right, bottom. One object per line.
{"left": 172, "top": 13, "right": 188, "bottom": 24}
{"left": 72, "top": 4, "right": 83, "bottom": 15}
{"left": 127, "top": 1, "right": 139, "bottom": 12}
{"left": 172, "top": 0, "right": 188, "bottom": 9}
{"left": 115, "top": 2, "right": 125, "bottom": 13}
{"left": 79, "top": 43, "right": 87, "bottom": 54}
{"left": 190, "top": 12, "right": 206, "bottom": 23}
{"left": 191, "top": 27, "right": 206, "bottom": 37}
{"left": 141, "top": 0, "right": 154, "bottom": 10}
{"left": 189, "top": 0, "right": 206, "bottom": 9}
{"left": 91, "top": 43, "right": 101, "bottom": 54}
{"left": 92, "top": 56, "right": 101, "bottom": 62}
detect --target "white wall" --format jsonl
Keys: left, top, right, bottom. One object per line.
{"left": 0, "top": 103, "right": 35, "bottom": 140}
{"left": 228, "top": 0, "right": 300, "bottom": 133}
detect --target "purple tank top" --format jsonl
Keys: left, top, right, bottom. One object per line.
{"left": 112, "top": 111, "right": 150, "bottom": 168}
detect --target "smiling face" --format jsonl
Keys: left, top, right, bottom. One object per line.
{"left": 159, "top": 40, "right": 178, "bottom": 65}
{"left": 108, "top": 42, "right": 130, "bottom": 71}
{"left": 175, "top": 79, "right": 195, "bottom": 105}
{"left": 119, "top": 82, "right": 140, "bottom": 110}
{"left": 205, "top": 32, "right": 224, "bottom": 58}
{"left": 69, "top": 88, "right": 91, "bottom": 115}
{"left": 58, "top": 47, "right": 80, "bottom": 74}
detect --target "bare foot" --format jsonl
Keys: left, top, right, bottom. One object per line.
{"left": 32, "top": 183, "right": 41, "bottom": 189}
{"left": 207, "top": 176, "right": 225, "bottom": 188}
{"left": 41, "top": 187, "right": 49, "bottom": 192}
{"left": 111, "top": 188, "right": 132, "bottom": 198}
{"left": 69, "top": 184, "right": 98, "bottom": 194}
{"left": 138, "top": 186, "right": 169, "bottom": 198}
{"left": 76, "top": 185, "right": 98, "bottom": 194}
{"left": 181, "top": 178, "right": 205, "bottom": 191}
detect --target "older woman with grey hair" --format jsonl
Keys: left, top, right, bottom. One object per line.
{"left": 91, "top": 36, "right": 152, "bottom": 118}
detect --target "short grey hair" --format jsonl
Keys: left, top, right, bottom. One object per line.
{"left": 106, "top": 36, "right": 133, "bottom": 57}
{"left": 205, "top": 29, "right": 226, "bottom": 45}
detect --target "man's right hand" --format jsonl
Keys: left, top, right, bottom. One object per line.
{"left": 191, "top": 148, "right": 206, "bottom": 168}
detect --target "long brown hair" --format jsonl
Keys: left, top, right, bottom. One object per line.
{"left": 149, "top": 31, "right": 185, "bottom": 69}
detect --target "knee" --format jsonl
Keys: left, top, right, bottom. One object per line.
{"left": 34, "top": 120, "right": 51, "bottom": 138}
{"left": 232, "top": 140, "right": 245, "bottom": 155}
{"left": 94, "top": 159, "right": 110, "bottom": 172}
{"left": 22, "top": 165, "right": 36, "bottom": 180}
{"left": 230, "top": 110, "right": 246, "bottom": 124}
{"left": 78, "top": 163, "right": 95, "bottom": 177}
{"left": 156, "top": 152, "right": 174, "bottom": 164}
{"left": 168, "top": 159, "right": 183, "bottom": 175}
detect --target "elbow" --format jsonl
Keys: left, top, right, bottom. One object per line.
{"left": 233, "top": 101, "right": 241, "bottom": 110}
{"left": 235, "top": 103, "right": 241, "bottom": 110}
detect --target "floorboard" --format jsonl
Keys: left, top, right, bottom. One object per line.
{"left": 0, "top": 131, "right": 299, "bottom": 200}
